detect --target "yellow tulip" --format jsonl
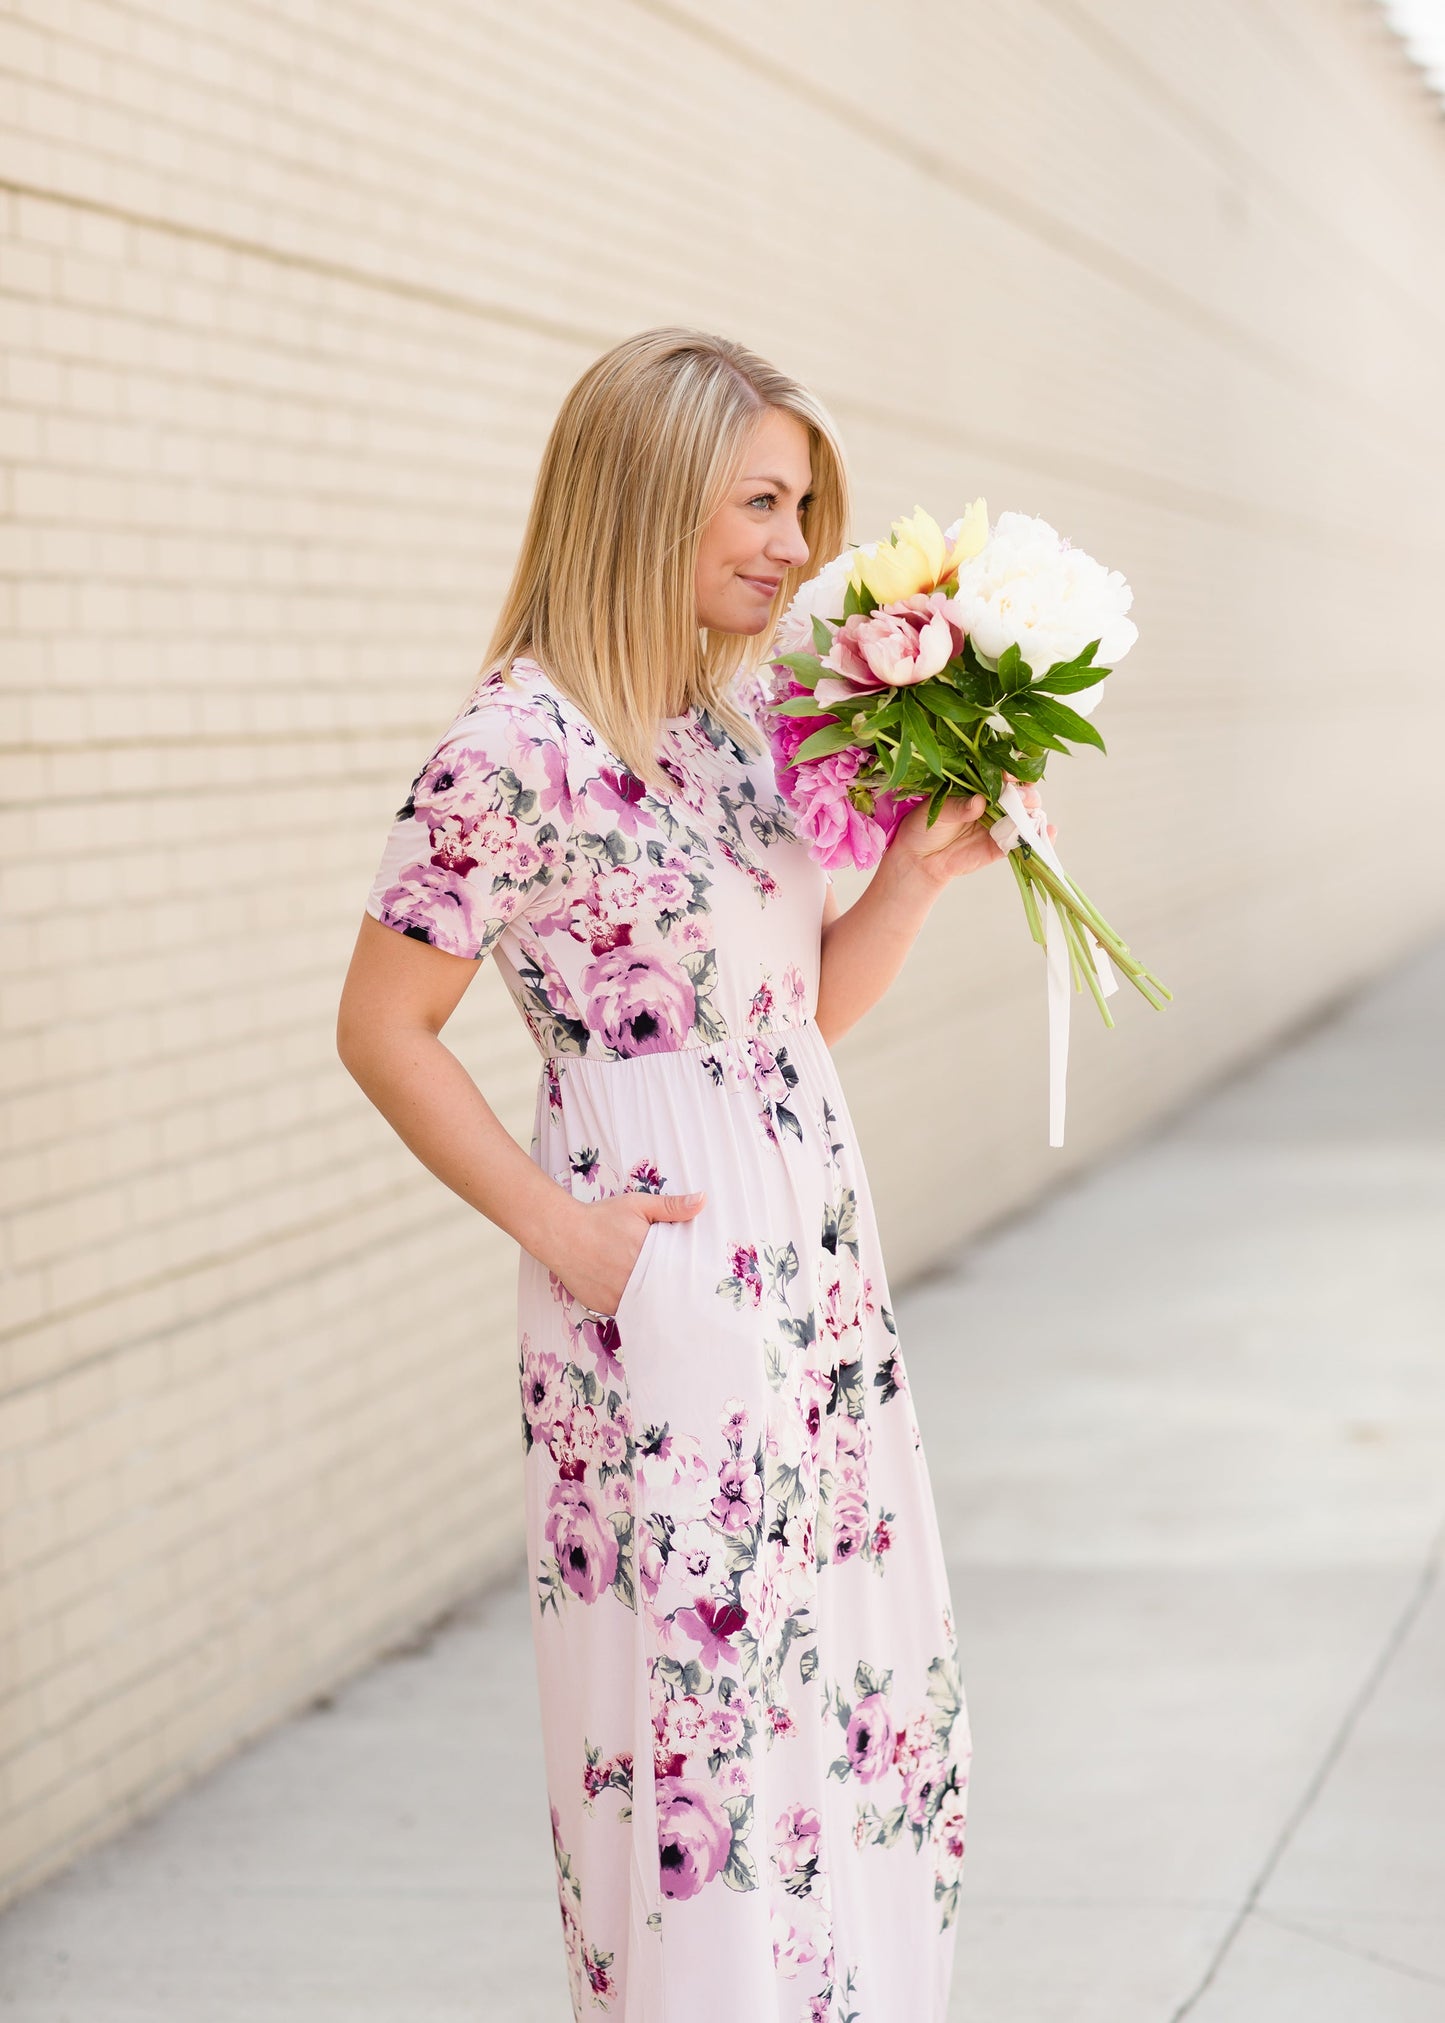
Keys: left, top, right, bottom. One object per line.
{"left": 848, "top": 499, "right": 989, "bottom": 604}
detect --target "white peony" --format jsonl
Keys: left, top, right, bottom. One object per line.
{"left": 771, "top": 540, "right": 879, "bottom": 655}
{"left": 944, "top": 511, "right": 1137, "bottom": 719}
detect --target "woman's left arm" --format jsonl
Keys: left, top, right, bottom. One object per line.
{"left": 814, "top": 786, "right": 1049, "bottom": 1048}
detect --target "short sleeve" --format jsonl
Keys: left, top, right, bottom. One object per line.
{"left": 364, "top": 696, "right": 571, "bottom": 960}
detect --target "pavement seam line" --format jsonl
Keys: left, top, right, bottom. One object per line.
{"left": 1251, "top": 1907, "right": 1445, "bottom": 1992}
{"left": 1165, "top": 1507, "right": 1445, "bottom": 2020}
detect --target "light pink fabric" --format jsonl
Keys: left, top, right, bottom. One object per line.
{"left": 364, "top": 657, "right": 970, "bottom": 2020}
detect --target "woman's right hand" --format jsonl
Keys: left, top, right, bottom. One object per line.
{"left": 565, "top": 1187, "right": 707, "bottom": 1318}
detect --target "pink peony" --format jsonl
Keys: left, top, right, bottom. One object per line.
{"left": 814, "top": 592, "right": 962, "bottom": 706}
{"left": 784, "top": 747, "right": 923, "bottom": 873}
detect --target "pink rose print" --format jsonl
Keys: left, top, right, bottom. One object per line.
{"left": 845, "top": 1692, "right": 894, "bottom": 1781}
{"left": 544, "top": 1479, "right": 619, "bottom": 1603}
{"left": 582, "top": 946, "right": 697, "bottom": 1056}
{"left": 830, "top": 1482, "right": 870, "bottom": 1563}
{"left": 656, "top": 1777, "right": 733, "bottom": 1900}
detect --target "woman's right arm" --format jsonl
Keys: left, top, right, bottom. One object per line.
{"left": 336, "top": 913, "right": 584, "bottom": 1263}
{"left": 336, "top": 913, "right": 669, "bottom": 1315}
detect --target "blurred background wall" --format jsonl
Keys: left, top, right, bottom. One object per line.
{"left": 2, "top": 0, "right": 1443, "bottom": 1907}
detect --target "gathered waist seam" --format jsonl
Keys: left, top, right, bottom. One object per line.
{"left": 538, "top": 1013, "right": 817, "bottom": 1067}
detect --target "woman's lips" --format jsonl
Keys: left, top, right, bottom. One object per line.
{"left": 739, "top": 575, "right": 781, "bottom": 596}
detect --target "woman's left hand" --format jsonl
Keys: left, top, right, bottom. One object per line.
{"left": 884, "top": 777, "right": 1055, "bottom": 890}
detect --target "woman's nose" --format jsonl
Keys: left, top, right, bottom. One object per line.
{"left": 769, "top": 522, "right": 810, "bottom": 567}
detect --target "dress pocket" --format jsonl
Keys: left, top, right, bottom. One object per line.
{"left": 613, "top": 1219, "right": 661, "bottom": 1323}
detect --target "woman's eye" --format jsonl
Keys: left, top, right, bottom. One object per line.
{"left": 749, "top": 494, "right": 776, "bottom": 510}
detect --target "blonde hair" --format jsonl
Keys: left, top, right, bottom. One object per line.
{"left": 473, "top": 327, "right": 851, "bottom": 796}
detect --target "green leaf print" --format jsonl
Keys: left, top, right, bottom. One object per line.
{"left": 926, "top": 1652, "right": 964, "bottom": 1734}
{"left": 778, "top": 1309, "right": 815, "bottom": 1356}
{"left": 799, "top": 1646, "right": 818, "bottom": 1684}
{"left": 766, "top": 1240, "right": 801, "bottom": 1295}
{"left": 763, "top": 1339, "right": 790, "bottom": 1392}
{"left": 608, "top": 1514, "right": 636, "bottom": 1613}
{"left": 720, "top": 1838, "right": 759, "bottom": 1892}
{"left": 853, "top": 1660, "right": 893, "bottom": 1700}
{"left": 775, "top": 1102, "right": 804, "bottom": 1145}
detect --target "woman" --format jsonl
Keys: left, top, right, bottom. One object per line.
{"left": 337, "top": 328, "right": 1041, "bottom": 2021}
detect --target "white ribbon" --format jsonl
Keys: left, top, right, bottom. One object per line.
{"left": 992, "top": 782, "right": 1119, "bottom": 1147}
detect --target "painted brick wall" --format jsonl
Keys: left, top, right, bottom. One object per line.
{"left": 2, "top": 0, "right": 1442, "bottom": 1903}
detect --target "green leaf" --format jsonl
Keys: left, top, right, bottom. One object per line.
{"left": 811, "top": 614, "right": 835, "bottom": 656}
{"left": 973, "top": 748, "right": 1003, "bottom": 800}
{"left": 996, "top": 641, "right": 1027, "bottom": 687}
{"left": 1011, "top": 692, "right": 1107, "bottom": 752}
{"left": 899, "top": 692, "right": 942, "bottom": 772}
{"left": 997, "top": 701, "right": 1069, "bottom": 754}
{"left": 772, "top": 651, "right": 823, "bottom": 685}
{"left": 883, "top": 728, "right": 915, "bottom": 793}
{"left": 1032, "top": 663, "right": 1110, "bottom": 697}
{"left": 773, "top": 695, "right": 837, "bottom": 717}
{"left": 1043, "top": 637, "right": 1100, "bottom": 674}
{"left": 794, "top": 720, "right": 861, "bottom": 764}
{"left": 925, "top": 679, "right": 994, "bottom": 726}
{"left": 1004, "top": 747, "right": 1048, "bottom": 784}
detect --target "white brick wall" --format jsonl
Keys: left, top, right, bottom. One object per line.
{"left": 2, "top": 0, "right": 1443, "bottom": 1903}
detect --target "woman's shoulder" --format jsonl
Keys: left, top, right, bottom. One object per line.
{"left": 443, "top": 655, "right": 570, "bottom": 747}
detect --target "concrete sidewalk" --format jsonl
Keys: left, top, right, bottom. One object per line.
{"left": 4, "top": 939, "right": 1443, "bottom": 2022}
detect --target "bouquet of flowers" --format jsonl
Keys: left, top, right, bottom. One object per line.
{"left": 760, "top": 502, "right": 1170, "bottom": 1145}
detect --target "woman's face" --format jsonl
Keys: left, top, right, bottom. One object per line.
{"left": 695, "top": 407, "right": 813, "bottom": 635}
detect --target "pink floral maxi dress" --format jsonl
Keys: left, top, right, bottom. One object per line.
{"left": 363, "top": 656, "right": 972, "bottom": 2022}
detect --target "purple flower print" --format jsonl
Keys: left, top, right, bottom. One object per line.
{"left": 721, "top": 1396, "right": 750, "bottom": 1450}
{"left": 583, "top": 763, "right": 652, "bottom": 833}
{"left": 901, "top": 1737, "right": 950, "bottom": 1827}
{"left": 581, "top": 1312, "right": 626, "bottom": 1385}
{"left": 656, "top": 1777, "right": 733, "bottom": 1900}
{"left": 520, "top": 1344, "right": 569, "bottom": 1446}
{"left": 675, "top": 1594, "right": 748, "bottom": 1669}
{"left": 934, "top": 1787, "right": 968, "bottom": 1887}
{"left": 891, "top": 1709, "right": 950, "bottom": 1823}
{"left": 582, "top": 947, "right": 697, "bottom": 1057}
{"left": 710, "top": 1454, "right": 763, "bottom": 1534}
{"left": 845, "top": 1692, "right": 894, "bottom": 1781}
{"left": 771, "top": 1894, "right": 825, "bottom": 1978}
{"left": 544, "top": 1479, "right": 619, "bottom": 1603}
{"left": 774, "top": 1802, "right": 821, "bottom": 1876}
{"left": 707, "top": 1696, "right": 748, "bottom": 1751}
{"left": 652, "top": 1691, "right": 711, "bottom": 1776}
{"left": 550, "top": 1401, "right": 602, "bottom": 1482}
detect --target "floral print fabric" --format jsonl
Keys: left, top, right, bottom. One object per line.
{"left": 365, "top": 657, "right": 971, "bottom": 2020}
